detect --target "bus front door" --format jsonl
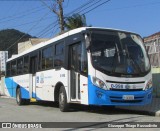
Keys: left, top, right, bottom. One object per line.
{"left": 70, "top": 43, "right": 82, "bottom": 101}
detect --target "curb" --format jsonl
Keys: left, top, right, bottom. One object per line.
{"left": 116, "top": 107, "right": 160, "bottom": 117}
{"left": 155, "top": 111, "right": 160, "bottom": 117}
{"left": 0, "top": 95, "right": 11, "bottom": 98}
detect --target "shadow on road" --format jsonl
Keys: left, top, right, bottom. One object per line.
{"left": 29, "top": 101, "right": 151, "bottom": 116}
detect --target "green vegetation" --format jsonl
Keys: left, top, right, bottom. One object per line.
{"left": 65, "top": 14, "right": 87, "bottom": 30}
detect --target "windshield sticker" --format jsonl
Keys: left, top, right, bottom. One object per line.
{"left": 127, "top": 66, "right": 133, "bottom": 74}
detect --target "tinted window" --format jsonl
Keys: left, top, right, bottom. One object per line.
{"left": 6, "top": 62, "right": 11, "bottom": 77}
{"left": 91, "top": 32, "right": 150, "bottom": 77}
{"left": 24, "top": 56, "right": 29, "bottom": 73}
{"left": 55, "top": 43, "right": 63, "bottom": 55}
{"left": 11, "top": 61, "right": 17, "bottom": 76}
{"left": 38, "top": 50, "right": 42, "bottom": 70}
{"left": 54, "top": 43, "right": 64, "bottom": 67}
{"left": 17, "top": 58, "right": 23, "bottom": 75}
{"left": 42, "top": 46, "right": 53, "bottom": 69}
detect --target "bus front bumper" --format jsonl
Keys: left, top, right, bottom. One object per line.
{"left": 88, "top": 81, "right": 153, "bottom": 106}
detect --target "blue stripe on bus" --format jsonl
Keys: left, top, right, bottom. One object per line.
{"left": 5, "top": 78, "right": 41, "bottom": 100}
{"left": 88, "top": 76, "right": 153, "bottom": 106}
{"left": 5, "top": 78, "right": 17, "bottom": 97}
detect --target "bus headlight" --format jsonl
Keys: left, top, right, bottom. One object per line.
{"left": 91, "top": 76, "right": 108, "bottom": 90}
{"left": 145, "top": 79, "right": 152, "bottom": 90}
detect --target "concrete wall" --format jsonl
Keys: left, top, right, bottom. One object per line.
{"left": 0, "top": 77, "right": 5, "bottom": 95}
{"left": 152, "top": 68, "right": 160, "bottom": 98}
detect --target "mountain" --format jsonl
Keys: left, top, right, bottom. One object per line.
{"left": 0, "top": 29, "right": 35, "bottom": 58}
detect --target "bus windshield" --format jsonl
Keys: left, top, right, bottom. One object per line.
{"left": 90, "top": 31, "right": 150, "bottom": 77}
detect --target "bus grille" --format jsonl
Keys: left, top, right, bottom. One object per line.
{"left": 111, "top": 100, "right": 142, "bottom": 103}
{"left": 110, "top": 96, "right": 144, "bottom": 103}
{"left": 110, "top": 89, "right": 143, "bottom": 91}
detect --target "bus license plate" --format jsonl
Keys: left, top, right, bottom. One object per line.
{"left": 123, "top": 95, "right": 134, "bottom": 100}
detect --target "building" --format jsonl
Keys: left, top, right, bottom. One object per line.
{"left": 144, "top": 32, "right": 160, "bottom": 97}
{"left": 0, "top": 51, "right": 8, "bottom": 72}
{"left": 144, "top": 32, "right": 160, "bottom": 67}
{"left": 18, "top": 38, "right": 49, "bottom": 54}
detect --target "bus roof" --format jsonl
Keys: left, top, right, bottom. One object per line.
{"left": 7, "top": 27, "right": 137, "bottom": 62}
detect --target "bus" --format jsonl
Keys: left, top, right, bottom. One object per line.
{"left": 5, "top": 27, "right": 153, "bottom": 112}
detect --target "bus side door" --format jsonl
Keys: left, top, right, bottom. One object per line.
{"left": 69, "top": 41, "right": 88, "bottom": 103}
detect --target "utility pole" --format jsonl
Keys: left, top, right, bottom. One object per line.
{"left": 52, "top": 0, "right": 65, "bottom": 33}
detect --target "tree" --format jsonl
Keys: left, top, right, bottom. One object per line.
{"left": 65, "top": 14, "right": 87, "bottom": 30}
{"left": 52, "top": 0, "right": 65, "bottom": 33}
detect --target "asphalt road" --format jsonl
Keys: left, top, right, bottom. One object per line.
{"left": 0, "top": 97, "right": 160, "bottom": 130}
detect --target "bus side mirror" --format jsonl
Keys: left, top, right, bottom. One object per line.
{"left": 85, "top": 34, "right": 91, "bottom": 50}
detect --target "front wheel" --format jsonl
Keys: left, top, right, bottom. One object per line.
{"left": 59, "top": 86, "right": 69, "bottom": 112}
{"left": 16, "top": 88, "right": 25, "bottom": 105}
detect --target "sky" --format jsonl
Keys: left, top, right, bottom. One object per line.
{"left": 0, "top": 0, "right": 160, "bottom": 39}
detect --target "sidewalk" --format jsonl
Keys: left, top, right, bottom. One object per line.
{"left": 0, "top": 95, "right": 11, "bottom": 98}
{"left": 116, "top": 97, "right": 160, "bottom": 117}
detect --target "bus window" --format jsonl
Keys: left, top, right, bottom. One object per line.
{"left": 17, "top": 58, "right": 23, "bottom": 75}
{"left": 38, "top": 50, "right": 42, "bottom": 71}
{"left": 11, "top": 61, "right": 17, "bottom": 76}
{"left": 55, "top": 43, "right": 63, "bottom": 55}
{"left": 54, "top": 43, "right": 64, "bottom": 68}
{"left": 42, "top": 46, "right": 53, "bottom": 70}
{"left": 24, "top": 56, "right": 29, "bottom": 74}
{"left": 6, "top": 62, "right": 11, "bottom": 77}
{"left": 77, "top": 42, "right": 88, "bottom": 75}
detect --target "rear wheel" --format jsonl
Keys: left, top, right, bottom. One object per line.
{"left": 16, "top": 88, "right": 25, "bottom": 105}
{"left": 59, "top": 86, "right": 69, "bottom": 112}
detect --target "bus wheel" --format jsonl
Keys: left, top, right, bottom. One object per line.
{"left": 59, "top": 86, "right": 69, "bottom": 112}
{"left": 16, "top": 88, "right": 25, "bottom": 105}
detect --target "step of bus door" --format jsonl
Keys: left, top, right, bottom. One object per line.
{"left": 30, "top": 98, "right": 37, "bottom": 102}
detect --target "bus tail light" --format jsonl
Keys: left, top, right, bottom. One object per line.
{"left": 91, "top": 76, "right": 108, "bottom": 90}
{"left": 145, "top": 79, "right": 152, "bottom": 90}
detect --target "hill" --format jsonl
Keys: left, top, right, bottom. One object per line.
{"left": 0, "top": 29, "right": 35, "bottom": 58}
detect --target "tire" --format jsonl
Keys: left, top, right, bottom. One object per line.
{"left": 16, "top": 88, "right": 25, "bottom": 105}
{"left": 59, "top": 86, "right": 69, "bottom": 112}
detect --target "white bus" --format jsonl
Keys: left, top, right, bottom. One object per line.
{"left": 5, "top": 27, "right": 153, "bottom": 112}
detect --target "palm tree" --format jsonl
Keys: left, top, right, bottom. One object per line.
{"left": 64, "top": 14, "right": 87, "bottom": 30}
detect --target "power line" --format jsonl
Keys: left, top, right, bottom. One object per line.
{"left": 0, "top": 7, "right": 46, "bottom": 24}
{"left": 37, "top": 22, "right": 59, "bottom": 38}
{"left": 0, "top": 5, "right": 45, "bottom": 22}
{"left": 27, "top": 0, "right": 109, "bottom": 38}
{"left": 8, "top": 15, "right": 55, "bottom": 28}
{"left": 64, "top": 0, "right": 96, "bottom": 17}
{"left": 34, "top": 0, "right": 95, "bottom": 38}
{"left": 105, "top": 1, "right": 160, "bottom": 11}
{"left": 50, "top": 26, "right": 59, "bottom": 37}
{"left": 83, "top": 0, "right": 111, "bottom": 14}
{"left": 40, "top": 0, "right": 53, "bottom": 12}
{"left": 7, "top": 0, "right": 111, "bottom": 51}
{"left": 6, "top": 11, "right": 51, "bottom": 51}
{"left": 75, "top": 0, "right": 102, "bottom": 14}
